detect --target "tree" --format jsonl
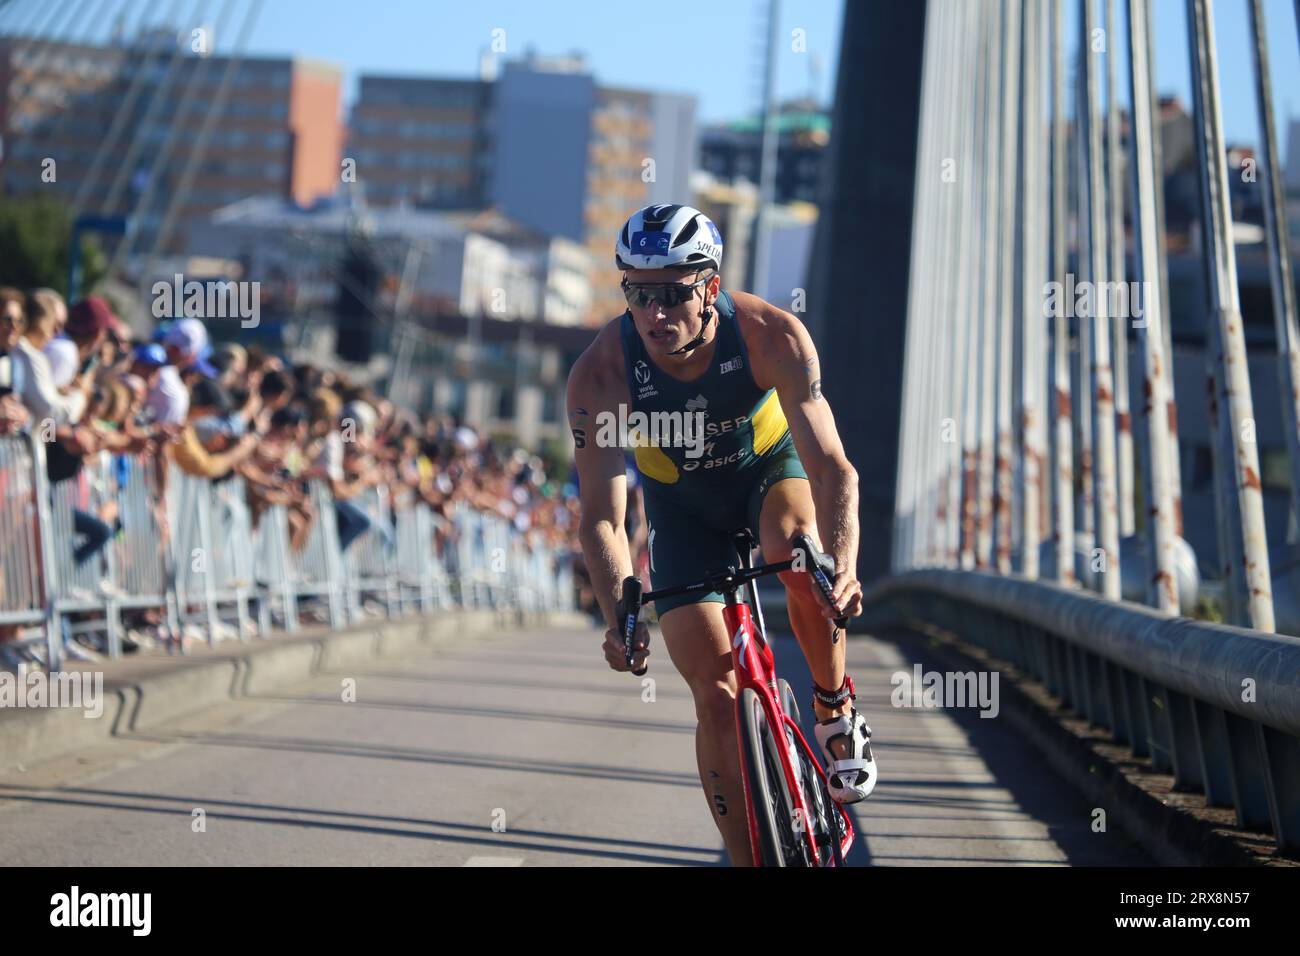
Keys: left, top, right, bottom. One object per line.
{"left": 0, "top": 197, "right": 106, "bottom": 296}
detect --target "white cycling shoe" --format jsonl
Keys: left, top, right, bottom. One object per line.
{"left": 814, "top": 707, "right": 878, "bottom": 804}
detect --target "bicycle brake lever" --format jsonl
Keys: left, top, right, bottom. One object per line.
{"left": 618, "top": 576, "right": 648, "bottom": 676}
{"left": 793, "top": 534, "right": 849, "bottom": 631}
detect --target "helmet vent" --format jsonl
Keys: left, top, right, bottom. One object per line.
{"left": 646, "top": 203, "right": 681, "bottom": 228}
{"left": 671, "top": 217, "right": 700, "bottom": 247}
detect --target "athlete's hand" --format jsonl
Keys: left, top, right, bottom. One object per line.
{"left": 792, "top": 534, "right": 863, "bottom": 626}
{"left": 815, "top": 571, "right": 863, "bottom": 622}
{"left": 602, "top": 621, "right": 651, "bottom": 673}
{"left": 798, "top": 563, "right": 863, "bottom": 624}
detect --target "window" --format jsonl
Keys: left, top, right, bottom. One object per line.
{"left": 497, "top": 386, "right": 515, "bottom": 420}
{"left": 542, "top": 388, "right": 559, "bottom": 424}
{"left": 448, "top": 380, "right": 467, "bottom": 419}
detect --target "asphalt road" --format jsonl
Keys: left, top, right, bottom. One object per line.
{"left": 0, "top": 621, "right": 1152, "bottom": 866}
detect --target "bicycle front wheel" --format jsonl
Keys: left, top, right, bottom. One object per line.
{"left": 737, "top": 686, "right": 805, "bottom": 867}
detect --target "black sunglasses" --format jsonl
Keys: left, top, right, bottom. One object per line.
{"left": 621, "top": 271, "right": 714, "bottom": 309}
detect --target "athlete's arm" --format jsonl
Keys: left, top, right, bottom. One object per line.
{"left": 739, "top": 292, "right": 863, "bottom": 620}
{"left": 566, "top": 329, "right": 635, "bottom": 632}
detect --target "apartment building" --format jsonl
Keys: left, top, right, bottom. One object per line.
{"left": 345, "top": 74, "right": 492, "bottom": 209}
{"left": 0, "top": 31, "right": 342, "bottom": 253}
{"left": 354, "top": 52, "right": 696, "bottom": 324}
{"left": 699, "top": 99, "right": 830, "bottom": 204}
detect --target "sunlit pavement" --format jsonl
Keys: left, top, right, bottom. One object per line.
{"left": 0, "top": 622, "right": 1151, "bottom": 866}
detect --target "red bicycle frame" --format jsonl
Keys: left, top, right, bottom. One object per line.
{"left": 619, "top": 531, "right": 856, "bottom": 867}
{"left": 725, "top": 597, "right": 855, "bottom": 866}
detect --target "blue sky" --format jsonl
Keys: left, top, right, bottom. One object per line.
{"left": 3, "top": 0, "right": 1298, "bottom": 147}
{"left": 1141, "top": 0, "right": 1299, "bottom": 157}
{"left": 242, "top": 0, "right": 1300, "bottom": 153}
{"left": 231, "top": 0, "right": 848, "bottom": 124}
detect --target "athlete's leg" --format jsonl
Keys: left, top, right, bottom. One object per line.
{"left": 658, "top": 602, "right": 753, "bottom": 866}
{"left": 755, "top": 478, "right": 853, "bottom": 741}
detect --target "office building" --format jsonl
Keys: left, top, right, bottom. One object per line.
{"left": 0, "top": 30, "right": 343, "bottom": 254}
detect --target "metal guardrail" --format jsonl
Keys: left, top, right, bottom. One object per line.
{"left": 0, "top": 438, "right": 575, "bottom": 673}
{"left": 865, "top": 569, "right": 1300, "bottom": 854}
{"left": 0, "top": 436, "right": 46, "bottom": 632}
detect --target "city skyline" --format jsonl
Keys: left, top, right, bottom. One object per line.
{"left": 3, "top": 1, "right": 1297, "bottom": 154}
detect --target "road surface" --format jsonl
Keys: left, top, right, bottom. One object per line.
{"left": 0, "top": 621, "right": 1152, "bottom": 865}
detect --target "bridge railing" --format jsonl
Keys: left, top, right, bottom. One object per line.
{"left": 866, "top": 569, "right": 1300, "bottom": 854}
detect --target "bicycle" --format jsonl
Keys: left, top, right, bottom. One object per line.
{"left": 616, "top": 529, "right": 855, "bottom": 867}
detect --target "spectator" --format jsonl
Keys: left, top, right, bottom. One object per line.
{"left": 27, "top": 288, "right": 68, "bottom": 335}
{"left": 10, "top": 290, "right": 89, "bottom": 428}
{"left": 0, "top": 289, "right": 31, "bottom": 434}
{"left": 0, "top": 289, "right": 582, "bottom": 668}
{"left": 211, "top": 342, "right": 247, "bottom": 385}
{"left": 170, "top": 378, "right": 258, "bottom": 479}
{"left": 128, "top": 343, "right": 168, "bottom": 392}
{"left": 329, "top": 399, "right": 387, "bottom": 553}
{"left": 145, "top": 355, "right": 189, "bottom": 432}
{"left": 162, "top": 318, "right": 219, "bottom": 384}
{"left": 254, "top": 368, "right": 293, "bottom": 430}
{"left": 43, "top": 338, "right": 79, "bottom": 389}
{"left": 64, "top": 296, "right": 113, "bottom": 373}
{"left": 105, "top": 313, "right": 131, "bottom": 360}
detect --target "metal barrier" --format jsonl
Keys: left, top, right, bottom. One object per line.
{"left": 393, "top": 498, "right": 456, "bottom": 613}
{"left": 0, "top": 438, "right": 576, "bottom": 672}
{"left": 109, "top": 453, "right": 176, "bottom": 636}
{"left": 252, "top": 502, "right": 300, "bottom": 633}
{"left": 0, "top": 436, "right": 50, "bottom": 655}
{"left": 286, "top": 479, "right": 347, "bottom": 629}
{"left": 343, "top": 485, "right": 400, "bottom": 620}
{"left": 446, "top": 505, "right": 535, "bottom": 611}
{"left": 865, "top": 569, "right": 1300, "bottom": 853}
{"left": 169, "top": 467, "right": 257, "bottom": 643}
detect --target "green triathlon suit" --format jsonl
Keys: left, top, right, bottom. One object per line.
{"left": 618, "top": 288, "right": 808, "bottom": 614}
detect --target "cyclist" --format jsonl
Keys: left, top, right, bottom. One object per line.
{"left": 566, "top": 203, "right": 877, "bottom": 864}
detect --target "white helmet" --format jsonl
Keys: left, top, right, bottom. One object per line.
{"left": 615, "top": 203, "right": 723, "bottom": 273}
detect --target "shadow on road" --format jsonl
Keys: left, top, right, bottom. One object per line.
{"left": 0, "top": 782, "right": 716, "bottom": 865}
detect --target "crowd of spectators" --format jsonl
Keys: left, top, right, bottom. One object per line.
{"left": 0, "top": 286, "right": 583, "bottom": 669}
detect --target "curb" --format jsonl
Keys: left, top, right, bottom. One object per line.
{"left": 0, "top": 608, "right": 585, "bottom": 774}
{"left": 872, "top": 615, "right": 1293, "bottom": 866}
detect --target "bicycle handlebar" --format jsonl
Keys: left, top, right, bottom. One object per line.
{"left": 796, "top": 532, "right": 850, "bottom": 632}
{"left": 617, "top": 577, "right": 647, "bottom": 676}
{"left": 616, "top": 533, "right": 848, "bottom": 674}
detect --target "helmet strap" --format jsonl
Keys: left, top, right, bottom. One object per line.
{"left": 665, "top": 282, "right": 715, "bottom": 357}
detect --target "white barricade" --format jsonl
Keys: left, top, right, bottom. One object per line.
{"left": 0, "top": 445, "right": 575, "bottom": 672}
{"left": 0, "top": 437, "right": 41, "bottom": 626}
